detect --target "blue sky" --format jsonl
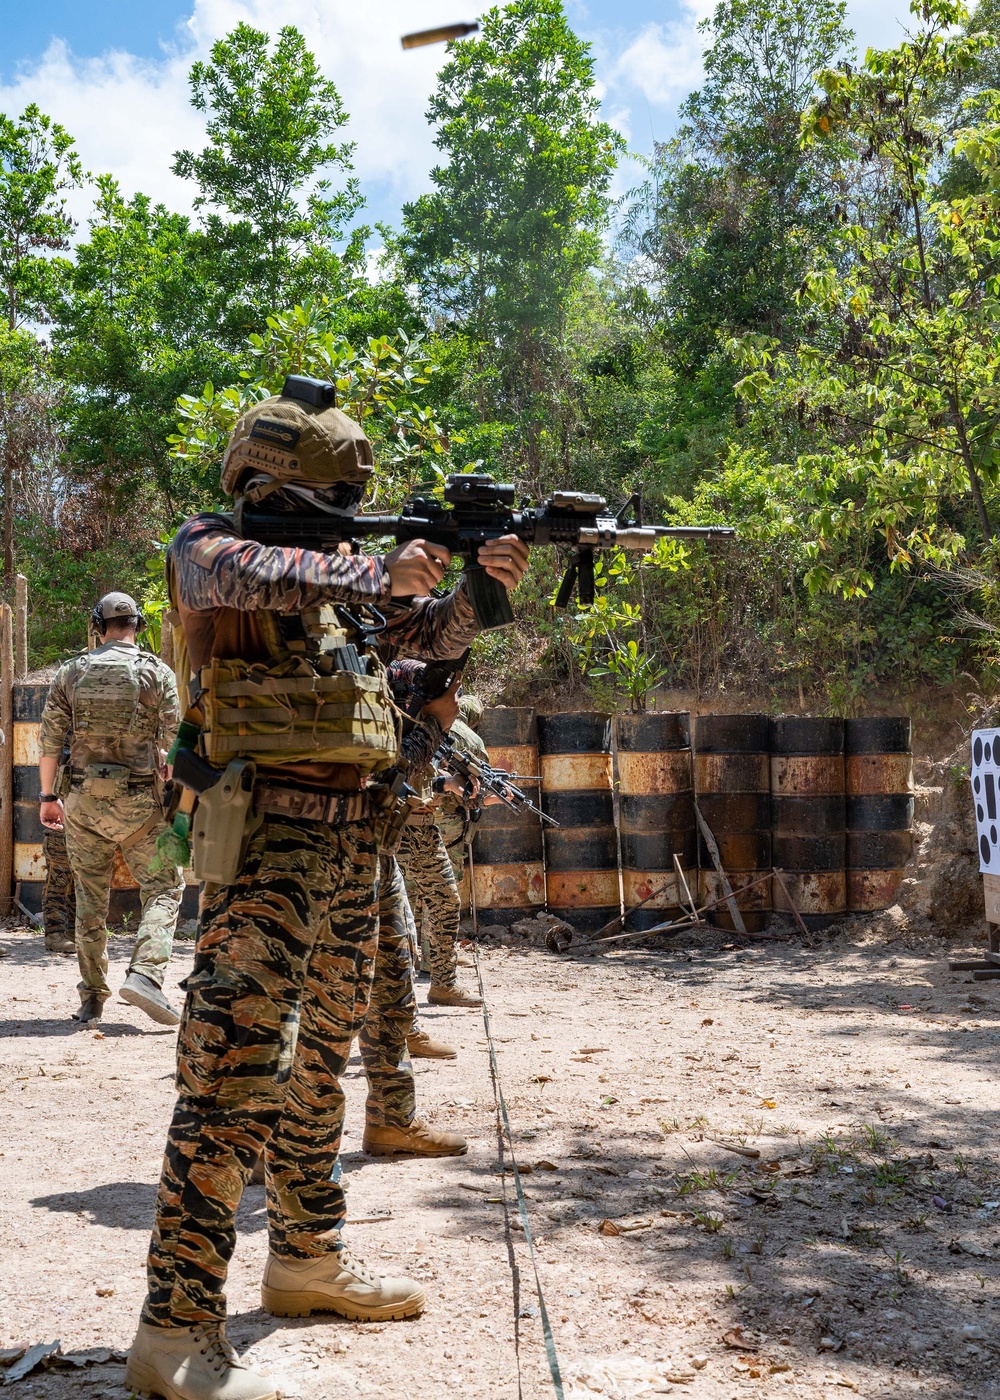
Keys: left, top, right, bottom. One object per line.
{"left": 0, "top": 0, "right": 915, "bottom": 235}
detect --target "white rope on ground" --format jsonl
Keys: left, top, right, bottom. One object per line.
{"left": 472, "top": 944, "right": 565, "bottom": 1400}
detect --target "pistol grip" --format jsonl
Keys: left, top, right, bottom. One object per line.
{"left": 464, "top": 564, "right": 514, "bottom": 630}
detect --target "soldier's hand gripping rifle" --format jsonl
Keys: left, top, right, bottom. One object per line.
{"left": 434, "top": 732, "right": 558, "bottom": 828}
{"left": 233, "top": 472, "right": 735, "bottom": 631}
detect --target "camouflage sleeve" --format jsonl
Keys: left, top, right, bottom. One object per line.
{"left": 156, "top": 661, "right": 181, "bottom": 750}
{"left": 170, "top": 514, "right": 390, "bottom": 614}
{"left": 401, "top": 716, "right": 442, "bottom": 773}
{"left": 379, "top": 579, "right": 479, "bottom": 662}
{"left": 39, "top": 665, "right": 74, "bottom": 759}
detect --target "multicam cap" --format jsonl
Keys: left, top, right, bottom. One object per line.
{"left": 94, "top": 592, "right": 141, "bottom": 621}
{"left": 220, "top": 392, "right": 375, "bottom": 497}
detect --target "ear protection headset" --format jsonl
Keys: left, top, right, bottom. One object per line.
{"left": 90, "top": 602, "right": 146, "bottom": 636}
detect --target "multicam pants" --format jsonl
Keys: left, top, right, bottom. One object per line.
{"left": 42, "top": 828, "right": 76, "bottom": 945}
{"left": 398, "top": 822, "right": 460, "bottom": 990}
{"left": 62, "top": 787, "right": 184, "bottom": 1006}
{"left": 144, "top": 812, "right": 417, "bottom": 1329}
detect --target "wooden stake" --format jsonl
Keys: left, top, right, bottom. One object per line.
{"left": 14, "top": 574, "right": 27, "bottom": 680}
{"left": 693, "top": 798, "right": 747, "bottom": 935}
{"left": 0, "top": 603, "right": 13, "bottom": 917}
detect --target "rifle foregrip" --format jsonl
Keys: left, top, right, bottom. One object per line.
{"left": 464, "top": 564, "right": 514, "bottom": 630}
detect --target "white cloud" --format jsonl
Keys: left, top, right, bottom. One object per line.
{"left": 0, "top": 0, "right": 931, "bottom": 244}
{"left": 611, "top": 0, "right": 715, "bottom": 111}
{"left": 0, "top": 0, "right": 469, "bottom": 230}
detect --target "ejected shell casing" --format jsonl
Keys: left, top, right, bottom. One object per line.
{"left": 401, "top": 22, "right": 479, "bottom": 49}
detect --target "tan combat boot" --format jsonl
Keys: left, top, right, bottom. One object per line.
{"left": 363, "top": 1116, "right": 468, "bottom": 1157}
{"left": 125, "top": 1319, "right": 276, "bottom": 1400}
{"left": 261, "top": 1248, "right": 424, "bottom": 1321}
{"left": 406, "top": 1029, "right": 457, "bottom": 1059}
{"left": 44, "top": 933, "right": 76, "bottom": 954}
{"left": 427, "top": 983, "right": 481, "bottom": 1008}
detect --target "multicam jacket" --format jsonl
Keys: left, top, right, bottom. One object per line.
{"left": 40, "top": 643, "right": 180, "bottom": 776}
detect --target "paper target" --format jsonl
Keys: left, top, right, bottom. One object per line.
{"left": 971, "top": 728, "right": 1000, "bottom": 872}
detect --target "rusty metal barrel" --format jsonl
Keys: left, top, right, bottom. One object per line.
{"left": 538, "top": 712, "right": 618, "bottom": 931}
{"left": 845, "top": 717, "right": 913, "bottom": 911}
{"left": 694, "top": 714, "right": 772, "bottom": 931}
{"left": 770, "top": 716, "right": 846, "bottom": 927}
{"left": 472, "top": 707, "right": 545, "bottom": 925}
{"left": 12, "top": 682, "right": 47, "bottom": 914}
{"left": 615, "top": 712, "right": 694, "bottom": 931}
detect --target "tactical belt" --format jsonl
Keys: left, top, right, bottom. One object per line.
{"left": 255, "top": 783, "right": 370, "bottom": 826}
{"left": 70, "top": 773, "right": 155, "bottom": 788}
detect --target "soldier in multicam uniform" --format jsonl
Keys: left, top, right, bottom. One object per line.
{"left": 126, "top": 379, "right": 528, "bottom": 1400}
{"left": 391, "top": 666, "right": 483, "bottom": 1012}
{"left": 38, "top": 594, "right": 185, "bottom": 1025}
{"left": 41, "top": 828, "right": 77, "bottom": 954}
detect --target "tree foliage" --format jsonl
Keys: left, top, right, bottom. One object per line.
{"left": 4, "top": 0, "right": 1000, "bottom": 702}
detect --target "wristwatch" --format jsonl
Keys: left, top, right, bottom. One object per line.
{"left": 39, "top": 793, "right": 59, "bottom": 803}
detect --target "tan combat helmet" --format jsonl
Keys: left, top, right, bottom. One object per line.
{"left": 221, "top": 375, "right": 374, "bottom": 497}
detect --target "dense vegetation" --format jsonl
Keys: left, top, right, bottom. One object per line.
{"left": 3, "top": 0, "right": 1000, "bottom": 709}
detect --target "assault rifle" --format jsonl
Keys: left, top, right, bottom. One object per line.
{"left": 434, "top": 732, "right": 557, "bottom": 827}
{"left": 233, "top": 473, "right": 735, "bottom": 631}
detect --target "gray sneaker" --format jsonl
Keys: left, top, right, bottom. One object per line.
{"left": 119, "top": 972, "right": 180, "bottom": 1026}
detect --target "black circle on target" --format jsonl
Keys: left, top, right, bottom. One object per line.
{"left": 975, "top": 737, "right": 984, "bottom": 765}
{"left": 974, "top": 775, "right": 981, "bottom": 794}
{"left": 978, "top": 804, "right": 985, "bottom": 822}
{"left": 983, "top": 835, "right": 991, "bottom": 864}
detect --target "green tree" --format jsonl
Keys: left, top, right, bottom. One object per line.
{"left": 732, "top": 0, "right": 1000, "bottom": 601}
{"left": 398, "top": 0, "right": 622, "bottom": 467}
{"left": 621, "top": 0, "right": 852, "bottom": 367}
{"left": 0, "top": 103, "right": 84, "bottom": 330}
{"left": 52, "top": 176, "right": 233, "bottom": 514}
{"left": 173, "top": 23, "right": 366, "bottom": 317}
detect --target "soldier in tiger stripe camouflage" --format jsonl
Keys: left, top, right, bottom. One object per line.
{"left": 41, "top": 828, "right": 77, "bottom": 954}
{"left": 127, "top": 380, "right": 530, "bottom": 1400}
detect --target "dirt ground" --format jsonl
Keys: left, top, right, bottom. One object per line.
{"left": 1, "top": 917, "right": 998, "bottom": 1400}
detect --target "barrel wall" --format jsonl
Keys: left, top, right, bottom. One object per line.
{"left": 538, "top": 712, "right": 618, "bottom": 931}
{"left": 694, "top": 713, "right": 772, "bottom": 931}
{"left": 616, "top": 712, "right": 694, "bottom": 931}
{"left": 845, "top": 717, "right": 914, "bottom": 911}
{"left": 474, "top": 707, "right": 544, "bottom": 924}
{"left": 770, "top": 717, "right": 846, "bottom": 926}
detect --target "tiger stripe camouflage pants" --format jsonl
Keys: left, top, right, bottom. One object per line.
{"left": 398, "top": 822, "right": 460, "bottom": 990}
{"left": 42, "top": 828, "right": 76, "bottom": 945}
{"left": 143, "top": 812, "right": 416, "bottom": 1328}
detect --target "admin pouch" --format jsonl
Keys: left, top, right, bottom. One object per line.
{"left": 80, "top": 763, "right": 131, "bottom": 799}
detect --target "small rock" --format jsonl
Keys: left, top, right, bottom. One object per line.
{"left": 962, "top": 1323, "right": 986, "bottom": 1340}
{"left": 690, "top": 1354, "right": 709, "bottom": 1370}
{"left": 819, "top": 1336, "right": 843, "bottom": 1352}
